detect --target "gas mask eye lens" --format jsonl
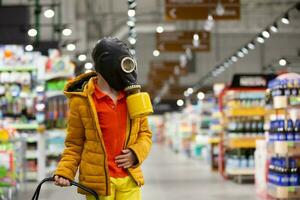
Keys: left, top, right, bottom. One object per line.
{"left": 121, "top": 57, "right": 136, "bottom": 73}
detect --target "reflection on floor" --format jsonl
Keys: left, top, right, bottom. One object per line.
{"left": 17, "top": 144, "right": 258, "bottom": 200}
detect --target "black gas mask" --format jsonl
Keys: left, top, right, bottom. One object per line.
{"left": 92, "top": 37, "right": 138, "bottom": 91}
{"left": 92, "top": 37, "right": 153, "bottom": 119}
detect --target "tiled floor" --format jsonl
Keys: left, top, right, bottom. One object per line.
{"left": 16, "top": 144, "right": 258, "bottom": 200}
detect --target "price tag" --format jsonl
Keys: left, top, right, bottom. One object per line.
{"left": 288, "top": 186, "right": 295, "bottom": 192}
{"left": 287, "top": 141, "right": 295, "bottom": 148}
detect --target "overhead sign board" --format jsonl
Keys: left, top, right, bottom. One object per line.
{"left": 149, "top": 61, "right": 188, "bottom": 75}
{"left": 230, "top": 74, "right": 276, "bottom": 88}
{"left": 156, "top": 31, "right": 210, "bottom": 52}
{"left": 165, "top": 0, "right": 240, "bottom": 20}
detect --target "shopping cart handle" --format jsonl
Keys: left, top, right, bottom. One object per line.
{"left": 31, "top": 177, "right": 99, "bottom": 200}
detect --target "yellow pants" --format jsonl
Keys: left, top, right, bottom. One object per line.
{"left": 86, "top": 176, "right": 141, "bottom": 200}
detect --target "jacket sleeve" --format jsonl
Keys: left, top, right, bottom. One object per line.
{"left": 54, "top": 98, "right": 85, "bottom": 181}
{"left": 128, "top": 116, "right": 152, "bottom": 168}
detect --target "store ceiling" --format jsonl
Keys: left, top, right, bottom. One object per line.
{"left": 1, "top": 0, "right": 300, "bottom": 100}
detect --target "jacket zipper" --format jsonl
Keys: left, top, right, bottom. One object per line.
{"left": 125, "top": 117, "right": 132, "bottom": 147}
{"left": 87, "top": 95, "right": 110, "bottom": 195}
{"left": 125, "top": 118, "right": 140, "bottom": 186}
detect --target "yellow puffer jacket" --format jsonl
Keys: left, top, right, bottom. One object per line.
{"left": 54, "top": 72, "right": 152, "bottom": 196}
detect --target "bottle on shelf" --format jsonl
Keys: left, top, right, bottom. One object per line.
{"left": 278, "top": 120, "right": 286, "bottom": 141}
{"left": 280, "top": 158, "right": 290, "bottom": 186}
{"left": 294, "top": 119, "right": 300, "bottom": 141}
{"left": 291, "top": 79, "right": 299, "bottom": 96}
{"left": 289, "top": 158, "right": 299, "bottom": 186}
{"left": 286, "top": 119, "right": 295, "bottom": 141}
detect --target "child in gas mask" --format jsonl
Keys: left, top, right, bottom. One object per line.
{"left": 53, "top": 37, "right": 152, "bottom": 200}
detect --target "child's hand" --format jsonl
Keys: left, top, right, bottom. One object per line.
{"left": 115, "top": 149, "right": 138, "bottom": 169}
{"left": 54, "top": 175, "right": 70, "bottom": 187}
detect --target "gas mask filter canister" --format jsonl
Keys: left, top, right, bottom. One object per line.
{"left": 120, "top": 56, "right": 153, "bottom": 119}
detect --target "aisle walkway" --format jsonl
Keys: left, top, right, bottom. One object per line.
{"left": 18, "top": 144, "right": 258, "bottom": 200}
{"left": 142, "top": 144, "right": 258, "bottom": 200}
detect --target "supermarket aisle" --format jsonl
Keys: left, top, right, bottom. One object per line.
{"left": 142, "top": 144, "right": 258, "bottom": 200}
{"left": 18, "top": 144, "right": 258, "bottom": 200}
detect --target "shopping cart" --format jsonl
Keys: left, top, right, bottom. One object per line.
{"left": 31, "top": 177, "right": 99, "bottom": 200}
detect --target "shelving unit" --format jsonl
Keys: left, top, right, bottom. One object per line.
{"left": 0, "top": 62, "right": 43, "bottom": 182}
{"left": 267, "top": 141, "right": 300, "bottom": 156}
{"left": 265, "top": 74, "right": 300, "bottom": 199}
{"left": 219, "top": 86, "right": 267, "bottom": 182}
{"left": 41, "top": 53, "right": 74, "bottom": 177}
{"left": 268, "top": 184, "right": 300, "bottom": 199}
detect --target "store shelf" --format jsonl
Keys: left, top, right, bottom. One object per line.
{"left": 226, "top": 168, "right": 254, "bottom": 175}
{"left": 43, "top": 72, "right": 73, "bottom": 81}
{"left": 26, "top": 136, "right": 38, "bottom": 143}
{"left": 267, "top": 141, "right": 300, "bottom": 156}
{"left": 47, "top": 151, "right": 62, "bottom": 157}
{"left": 26, "top": 171, "right": 38, "bottom": 180}
{"left": 26, "top": 150, "right": 37, "bottom": 159}
{"left": 225, "top": 107, "right": 266, "bottom": 117}
{"left": 267, "top": 183, "right": 300, "bottom": 199}
{"left": 226, "top": 136, "right": 265, "bottom": 148}
{"left": 208, "top": 137, "right": 221, "bottom": 144}
{"left": 0, "top": 66, "right": 36, "bottom": 72}
{"left": 6, "top": 123, "right": 39, "bottom": 130}
{"left": 45, "top": 90, "right": 64, "bottom": 98}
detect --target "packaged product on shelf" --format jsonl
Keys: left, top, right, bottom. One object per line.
{"left": 268, "top": 157, "right": 300, "bottom": 186}
{"left": 268, "top": 118, "right": 300, "bottom": 142}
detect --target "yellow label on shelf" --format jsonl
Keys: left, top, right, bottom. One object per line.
{"left": 0, "top": 129, "right": 9, "bottom": 142}
{"left": 288, "top": 187, "right": 296, "bottom": 192}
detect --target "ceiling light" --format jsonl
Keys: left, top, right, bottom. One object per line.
{"left": 66, "top": 43, "right": 76, "bottom": 51}
{"left": 128, "top": 1, "right": 137, "bottom": 9}
{"left": 127, "top": 20, "right": 135, "bottom": 27}
{"left": 224, "top": 62, "right": 229, "bottom": 68}
{"left": 78, "top": 54, "right": 87, "bottom": 62}
{"left": 237, "top": 51, "right": 244, "bottom": 58}
{"left": 193, "top": 33, "right": 199, "bottom": 41}
{"left": 128, "top": 9, "right": 136, "bottom": 17}
{"left": 193, "top": 33, "right": 200, "bottom": 47}
{"left": 279, "top": 58, "right": 287, "bottom": 66}
{"left": 256, "top": 35, "right": 265, "bottom": 44}
{"left": 262, "top": 30, "right": 270, "bottom": 38}
{"left": 212, "top": 70, "right": 219, "bottom": 77}
{"left": 187, "top": 87, "right": 194, "bottom": 94}
{"left": 281, "top": 14, "right": 290, "bottom": 24}
{"left": 197, "top": 92, "right": 205, "bottom": 100}
{"left": 128, "top": 37, "right": 136, "bottom": 45}
{"left": 204, "top": 14, "right": 215, "bottom": 31}
{"left": 184, "top": 90, "right": 189, "bottom": 97}
{"left": 62, "top": 28, "right": 72, "bottom": 36}
{"left": 130, "top": 49, "right": 136, "bottom": 56}
{"left": 44, "top": 9, "right": 55, "bottom": 18}
{"left": 219, "top": 65, "right": 225, "bottom": 71}
{"left": 84, "top": 62, "right": 93, "bottom": 69}
{"left": 25, "top": 44, "right": 33, "bottom": 52}
{"left": 216, "top": 1, "right": 225, "bottom": 16}
{"left": 231, "top": 56, "right": 238, "bottom": 62}
{"left": 156, "top": 26, "right": 164, "bottom": 33}
{"left": 270, "top": 24, "right": 278, "bottom": 33}
{"left": 241, "top": 47, "right": 249, "bottom": 54}
{"left": 247, "top": 42, "right": 255, "bottom": 50}
{"left": 28, "top": 28, "right": 37, "bottom": 37}
{"left": 153, "top": 50, "right": 160, "bottom": 57}
{"left": 177, "top": 99, "right": 184, "bottom": 107}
